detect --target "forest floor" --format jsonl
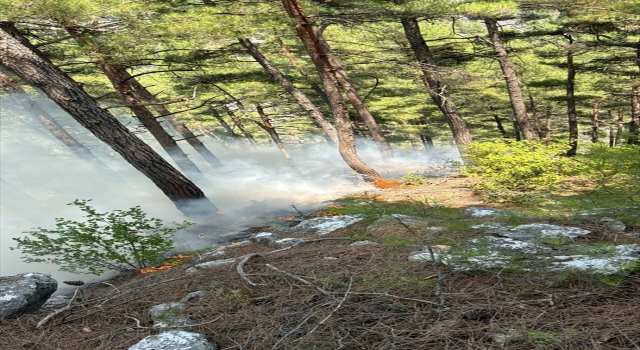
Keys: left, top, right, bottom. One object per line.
{"left": 1, "top": 175, "right": 639, "bottom": 350}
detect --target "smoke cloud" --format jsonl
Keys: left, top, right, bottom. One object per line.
{"left": 0, "top": 94, "right": 460, "bottom": 293}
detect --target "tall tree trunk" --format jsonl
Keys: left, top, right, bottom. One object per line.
{"left": 123, "top": 72, "right": 229, "bottom": 174}
{"left": 566, "top": 47, "right": 578, "bottom": 155}
{"left": 100, "top": 63, "right": 212, "bottom": 184}
{"left": 65, "top": 27, "right": 211, "bottom": 182}
{"left": 222, "top": 105, "right": 258, "bottom": 145}
{"left": 420, "top": 134, "right": 434, "bottom": 149}
{"left": 0, "top": 22, "right": 219, "bottom": 217}
{"left": 493, "top": 114, "right": 509, "bottom": 138}
{"left": 274, "top": 35, "right": 330, "bottom": 105}
{"left": 399, "top": 16, "right": 472, "bottom": 150}
{"left": 281, "top": 0, "right": 380, "bottom": 180}
{"left": 609, "top": 110, "right": 615, "bottom": 147}
{"left": 238, "top": 38, "right": 339, "bottom": 145}
{"left": 629, "top": 83, "right": 639, "bottom": 145}
{"left": 489, "top": 105, "right": 509, "bottom": 138}
{"left": 528, "top": 94, "right": 544, "bottom": 139}
{"left": 315, "top": 35, "right": 394, "bottom": 158}
{"left": 512, "top": 117, "right": 521, "bottom": 141}
{"left": 0, "top": 70, "right": 122, "bottom": 180}
{"left": 280, "top": 0, "right": 393, "bottom": 159}
{"left": 254, "top": 104, "right": 302, "bottom": 174}
{"left": 484, "top": 18, "right": 538, "bottom": 141}
{"left": 591, "top": 99, "right": 603, "bottom": 143}
{"left": 207, "top": 104, "right": 241, "bottom": 139}
{"left": 615, "top": 107, "right": 624, "bottom": 146}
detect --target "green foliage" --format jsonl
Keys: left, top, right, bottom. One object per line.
{"left": 455, "top": 0, "right": 520, "bottom": 19}
{"left": 401, "top": 173, "right": 427, "bottom": 185}
{"left": 11, "top": 200, "right": 192, "bottom": 276}
{"left": 575, "top": 144, "right": 640, "bottom": 205}
{"left": 461, "top": 140, "right": 583, "bottom": 204}
{"left": 384, "top": 236, "right": 419, "bottom": 248}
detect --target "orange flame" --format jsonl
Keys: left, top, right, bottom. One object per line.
{"left": 373, "top": 178, "right": 403, "bottom": 188}
{"left": 137, "top": 254, "right": 195, "bottom": 274}
{"left": 138, "top": 263, "right": 175, "bottom": 274}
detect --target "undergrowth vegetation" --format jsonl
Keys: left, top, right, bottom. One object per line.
{"left": 460, "top": 140, "right": 640, "bottom": 209}
{"left": 11, "top": 200, "right": 192, "bottom": 275}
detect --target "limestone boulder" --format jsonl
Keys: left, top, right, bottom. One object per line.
{"left": 128, "top": 330, "right": 217, "bottom": 350}
{"left": 0, "top": 272, "right": 57, "bottom": 318}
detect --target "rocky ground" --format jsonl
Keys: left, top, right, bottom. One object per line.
{"left": 1, "top": 176, "right": 639, "bottom": 350}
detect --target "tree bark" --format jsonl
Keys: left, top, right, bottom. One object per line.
{"left": 65, "top": 27, "right": 212, "bottom": 181}
{"left": 254, "top": 104, "right": 302, "bottom": 174}
{"left": 609, "top": 110, "right": 615, "bottom": 147}
{"left": 238, "top": 38, "right": 339, "bottom": 145}
{"left": 274, "top": 35, "right": 330, "bottom": 105}
{"left": 280, "top": 0, "right": 393, "bottom": 159}
{"left": 493, "top": 114, "right": 509, "bottom": 138}
{"left": 207, "top": 104, "right": 241, "bottom": 139}
{"left": 222, "top": 105, "right": 258, "bottom": 145}
{"left": 123, "top": 72, "right": 229, "bottom": 174}
{"left": 400, "top": 16, "right": 472, "bottom": 150}
{"left": 528, "top": 94, "right": 544, "bottom": 139}
{"left": 628, "top": 83, "right": 639, "bottom": 145}
{"left": 281, "top": 0, "right": 380, "bottom": 180}
{"left": 566, "top": 47, "right": 578, "bottom": 155}
{"left": 0, "top": 70, "right": 122, "bottom": 180}
{"left": 0, "top": 22, "right": 219, "bottom": 217}
{"left": 615, "top": 107, "right": 624, "bottom": 146}
{"left": 314, "top": 32, "right": 394, "bottom": 158}
{"left": 591, "top": 99, "right": 603, "bottom": 143}
{"left": 484, "top": 18, "right": 538, "bottom": 141}
{"left": 99, "top": 64, "right": 213, "bottom": 183}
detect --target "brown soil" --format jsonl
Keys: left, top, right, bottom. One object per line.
{"left": 367, "top": 176, "right": 486, "bottom": 207}
{"left": 1, "top": 176, "right": 638, "bottom": 350}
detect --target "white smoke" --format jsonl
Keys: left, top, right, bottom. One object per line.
{"left": 0, "top": 94, "right": 460, "bottom": 293}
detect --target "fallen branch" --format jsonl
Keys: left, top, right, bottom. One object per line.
{"left": 237, "top": 253, "right": 262, "bottom": 287}
{"left": 235, "top": 237, "right": 354, "bottom": 287}
{"left": 37, "top": 288, "right": 82, "bottom": 329}
{"left": 266, "top": 263, "right": 330, "bottom": 295}
{"left": 302, "top": 275, "right": 355, "bottom": 340}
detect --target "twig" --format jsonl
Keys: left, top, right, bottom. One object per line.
{"left": 265, "top": 263, "right": 330, "bottom": 295}
{"left": 102, "top": 98, "right": 188, "bottom": 110}
{"left": 270, "top": 309, "right": 320, "bottom": 350}
{"left": 265, "top": 263, "right": 441, "bottom": 308}
{"left": 123, "top": 314, "right": 223, "bottom": 330}
{"left": 349, "top": 291, "right": 440, "bottom": 306}
{"left": 235, "top": 237, "right": 354, "bottom": 287}
{"left": 609, "top": 320, "right": 640, "bottom": 349}
{"left": 290, "top": 204, "right": 310, "bottom": 219}
{"left": 301, "top": 275, "right": 355, "bottom": 341}
{"left": 237, "top": 253, "right": 262, "bottom": 287}
{"left": 100, "top": 281, "right": 119, "bottom": 291}
{"left": 36, "top": 288, "right": 81, "bottom": 329}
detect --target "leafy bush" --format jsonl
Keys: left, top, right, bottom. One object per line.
{"left": 11, "top": 200, "right": 193, "bottom": 276}
{"left": 461, "top": 140, "right": 582, "bottom": 203}
{"left": 574, "top": 144, "right": 640, "bottom": 205}
{"left": 401, "top": 173, "right": 427, "bottom": 185}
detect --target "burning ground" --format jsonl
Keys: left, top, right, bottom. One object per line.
{"left": 1, "top": 176, "right": 639, "bottom": 350}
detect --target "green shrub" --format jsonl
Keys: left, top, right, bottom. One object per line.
{"left": 401, "top": 173, "right": 427, "bottom": 185}
{"left": 11, "top": 200, "right": 192, "bottom": 275}
{"left": 461, "top": 140, "right": 582, "bottom": 203}
{"left": 575, "top": 144, "right": 640, "bottom": 205}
